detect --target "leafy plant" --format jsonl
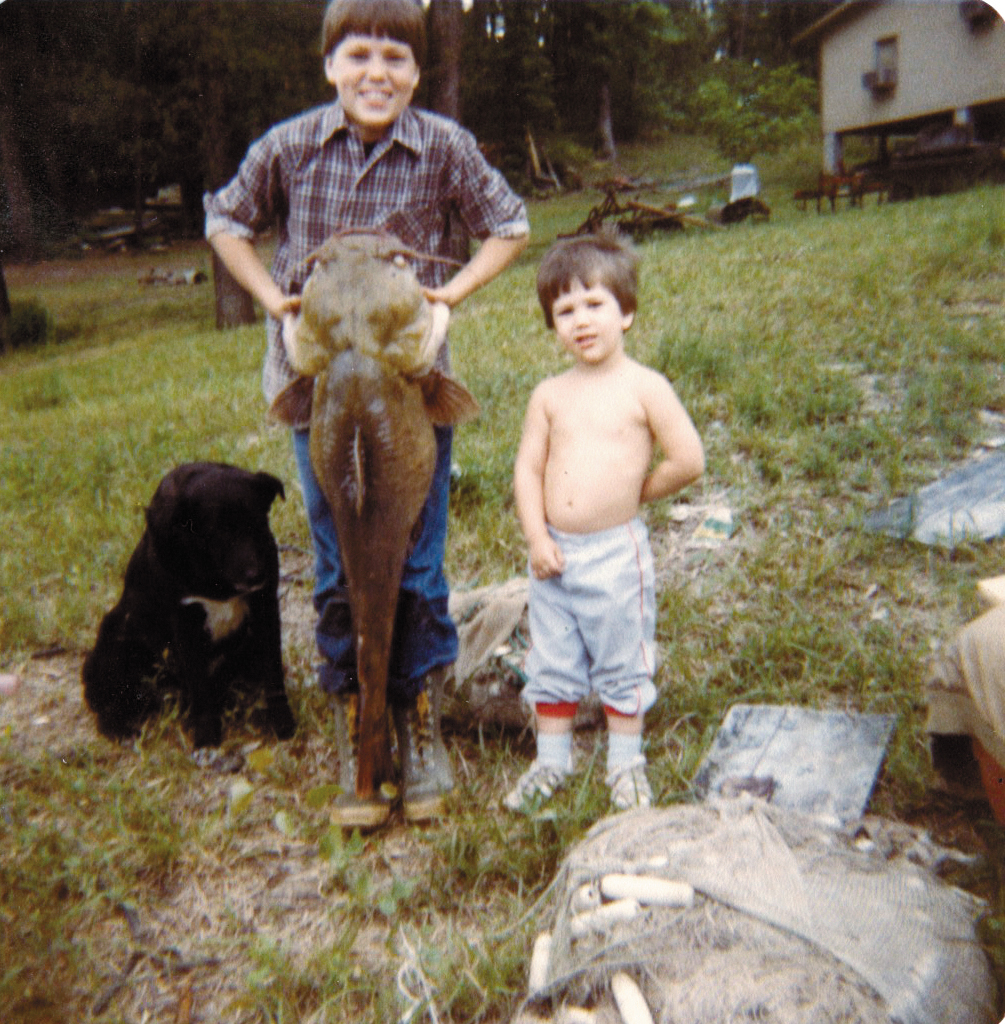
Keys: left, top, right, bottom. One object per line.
{"left": 693, "top": 61, "right": 818, "bottom": 162}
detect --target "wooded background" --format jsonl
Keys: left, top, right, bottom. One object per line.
{"left": 0, "top": 0, "right": 833, "bottom": 259}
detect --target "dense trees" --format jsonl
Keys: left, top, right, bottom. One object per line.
{"left": 0, "top": 0, "right": 831, "bottom": 258}
{"left": 0, "top": 0, "right": 329, "bottom": 256}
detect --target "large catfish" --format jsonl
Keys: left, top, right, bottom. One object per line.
{"left": 270, "top": 230, "right": 478, "bottom": 806}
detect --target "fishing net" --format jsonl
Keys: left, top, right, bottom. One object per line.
{"left": 518, "top": 799, "right": 995, "bottom": 1024}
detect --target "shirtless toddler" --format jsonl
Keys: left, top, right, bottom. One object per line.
{"left": 506, "top": 231, "right": 704, "bottom": 812}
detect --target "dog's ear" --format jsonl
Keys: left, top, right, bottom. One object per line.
{"left": 252, "top": 471, "right": 285, "bottom": 510}
{"left": 144, "top": 465, "right": 199, "bottom": 556}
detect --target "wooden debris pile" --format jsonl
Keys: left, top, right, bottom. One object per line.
{"left": 568, "top": 176, "right": 770, "bottom": 238}
{"left": 569, "top": 187, "right": 719, "bottom": 239}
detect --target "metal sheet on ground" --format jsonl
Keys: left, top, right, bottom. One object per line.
{"left": 693, "top": 703, "right": 896, "bottom": 821}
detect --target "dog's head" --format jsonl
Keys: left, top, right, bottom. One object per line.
{"left": 145, "top": 462, "right": 285, "bottom": 600}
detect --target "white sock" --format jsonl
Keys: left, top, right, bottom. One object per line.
{"left": 606, "top": 730, "right": 643, "bottom": 774}
{"left": 536, "top": 730, "right": 573, "bottom": 773}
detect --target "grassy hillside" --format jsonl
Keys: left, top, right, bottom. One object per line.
{"left": 1, "top": 143, "right": 1004, "bottom": 1021}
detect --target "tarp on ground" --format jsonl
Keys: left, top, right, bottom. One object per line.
{"left": 448, "top": 578, "right": 528, "bottom": 687}
{"left": 865, "top": 449, "right": 1005, "bottom": 547}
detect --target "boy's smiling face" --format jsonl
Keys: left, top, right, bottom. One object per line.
{"left": 551, "top": 279, "right": 634, "bottom": 367}
{"left": 326, "top": 33, "right": 419, "bottom": 143}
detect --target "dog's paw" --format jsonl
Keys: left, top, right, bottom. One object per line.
{"left": 95, "top": 716, "right": 143, "bottom": 743}
{"left": 191, "top": 748, "right": 245, "bottom": 773}
{"left": 189, "top": 716, "right": 224, "bottom": 750}
{"left": 256, "top": 700, "right": 296, "bottom": 740}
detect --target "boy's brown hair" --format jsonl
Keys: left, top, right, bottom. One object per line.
{"left": 536, "top": 229, "right": 639, "bottom": 329}
{"left": 321, "top": 0, "right": 426, "bottom": 65}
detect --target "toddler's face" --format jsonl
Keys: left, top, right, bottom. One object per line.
{"left": 326, "top": 33, "right": 419, "bottom": 143}
{"left": 551, "top": 280, "right": 633, "bottom": 367}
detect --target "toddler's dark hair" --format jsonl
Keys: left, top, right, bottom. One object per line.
{"left": 536, "top": 229, "right": 638, "bottom": 329}
{"left": 322, "top": 0, "right": 426, "bottom": 66}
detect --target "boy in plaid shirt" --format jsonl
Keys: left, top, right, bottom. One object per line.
{"left": 205, "top": 0, "right": 528, "bottom": 827}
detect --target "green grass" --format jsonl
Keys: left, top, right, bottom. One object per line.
{"left": 2, "top": 146, "right": 1005, "bottom": 1022}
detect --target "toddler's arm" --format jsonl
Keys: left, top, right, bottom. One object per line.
{"left": 640, "top": 373, "right": 705, "bottom": 503}
{"left": 514, "top": 386, "right": 565, "bottom": 579}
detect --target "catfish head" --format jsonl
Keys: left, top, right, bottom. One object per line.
{"left": 271, "top": 230, "right": 477, "bottom": 429}
{"left": 290, "top": 230, "right": 433, "bottom": 377}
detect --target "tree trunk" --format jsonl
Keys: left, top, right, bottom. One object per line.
{"left": 203, "top": 67, "right": 255, "bottom": 328}
{"left": 427, "top": 0, "right": 463, "bottom": 122}
{"left": 132, "top": 3, "right": 145, "bottom": 246}
{"left": 427, "top": 0, "right": 469, "bottom": 265}
{"left": 212, "top": 249, "right": 255, "bottom": 330}
{"left": 729, "top": 0, "right": 749, "bottom": 60}
{"left": 597, "top": 80, "right": 617, "bottom": 162}
{"left": 0, "top": 260, "right": 11, "bottom": 355}
{"left": 0, "top": 65, "right": 36, "bottom": 259}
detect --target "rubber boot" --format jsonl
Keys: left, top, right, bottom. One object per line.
{"left": 331, "top": 691, "right": 393, "bottom": 830}
{"left": 392, "top": 666, "right": 454, "bottom": 822}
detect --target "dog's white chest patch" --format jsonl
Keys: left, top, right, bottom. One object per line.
{"left": 181, "top": 595, "right": 249, "bottom": 641}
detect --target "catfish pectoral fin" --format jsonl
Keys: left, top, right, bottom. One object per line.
{"left": 268, "top": 376, "right": 314, "bottom": 426}
{"left": 418, "top": 370, "right": 480, "bottom": 426}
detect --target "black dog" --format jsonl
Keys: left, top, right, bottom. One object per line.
{"left": 83, "top": 462, "right": 296, "bottom": 748}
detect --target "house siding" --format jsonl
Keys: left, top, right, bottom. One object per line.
{"left": 819, "top": 0, "right": 1005, "bottom": 135}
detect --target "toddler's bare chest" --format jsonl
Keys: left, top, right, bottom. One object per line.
{"left": 551, "top": 393, "right": 647, "bottom": 445}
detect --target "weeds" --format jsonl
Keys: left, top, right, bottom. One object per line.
{"left": 2, "top": 171, "right": 1005, "bottom": 1021}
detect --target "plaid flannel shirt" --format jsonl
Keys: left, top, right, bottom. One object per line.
{"left": 204, "top": 100, "right": 529, "bottom": 405}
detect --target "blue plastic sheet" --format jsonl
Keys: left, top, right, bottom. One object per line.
{"left": 864, "top": 449, "right": 1005, "bottom": 547}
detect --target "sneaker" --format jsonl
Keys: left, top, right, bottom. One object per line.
{"left": 607, "top": 755, "right": 653, "bottom": 810}
{"left": 502, "top": 761, "right": 568, "bottom": 811}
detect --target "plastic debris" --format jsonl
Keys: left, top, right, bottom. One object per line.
{"left": 611, "top": 972, "right": 655, "bottom": 1024}
{"left": 689, "top": 506, "right": 735, "bottom": 548}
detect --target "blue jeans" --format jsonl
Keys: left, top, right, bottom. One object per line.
{"left": 292, "top": 425, "right": 459, "bottom": 703}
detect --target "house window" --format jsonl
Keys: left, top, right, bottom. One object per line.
{"left": 862, "top": 35, "right": 898, "bottom": 97}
